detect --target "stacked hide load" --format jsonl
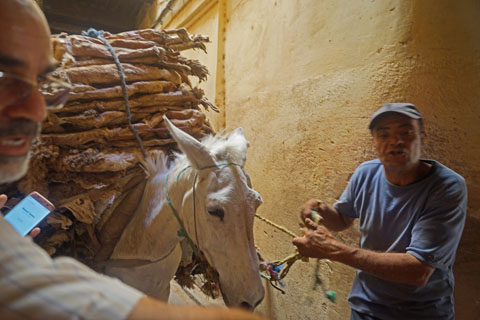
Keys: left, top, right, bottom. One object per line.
{"left": 3, "top": 29, "right": 217, "bottom": 268}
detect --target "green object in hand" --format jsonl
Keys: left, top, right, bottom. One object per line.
{"left": 311, "top": 209, "right": 321, "bottom": 223}
{"left": 325, "top": 290, "right": 336, "bottom": 303}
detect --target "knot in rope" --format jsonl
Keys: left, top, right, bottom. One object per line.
{"left": 255, "top": 211, "right": 337, "bottom": 302}
{"left": 81, "top": 28, "right": 104, "bottom": 38}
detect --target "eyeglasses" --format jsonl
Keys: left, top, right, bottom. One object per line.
{"left": 0, "top": 71, "right": 72, "bottom": 110}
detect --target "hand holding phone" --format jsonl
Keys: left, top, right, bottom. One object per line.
{"left": 3, "top": 192, "right": 54, "bottom": 237}
{"left": 1, "top": 194, "right": 41, "bottom": 238}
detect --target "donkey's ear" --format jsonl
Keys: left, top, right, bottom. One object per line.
{"left": 163, "top": 115, "right": 215, "bottom": 169}
{"left": 228, "top": 128, "right": 249, "bottom": 147}
{"left": 229, "top": 127, "right": 245, "bottom": 139}
{"left": 224, "top": 127, "right": 248, "bottom": 166}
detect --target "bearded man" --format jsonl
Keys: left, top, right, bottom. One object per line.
{"left": 0, "top": 1, "right": 264, "bottom": 319}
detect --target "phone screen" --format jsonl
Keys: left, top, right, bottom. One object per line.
{"left": 4, "top": 194, "right": 52, "bottom": 236}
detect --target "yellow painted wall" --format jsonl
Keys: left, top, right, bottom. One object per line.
{"left": 157, "top": 0, "right": 480, "bottom": 319}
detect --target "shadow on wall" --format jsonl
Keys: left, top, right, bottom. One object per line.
{"left": 454, "top": 215, "right": 480, "bottom": 320}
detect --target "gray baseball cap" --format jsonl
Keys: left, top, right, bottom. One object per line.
{"left": 369, "top": 103, "right": 422, "bottom": 130}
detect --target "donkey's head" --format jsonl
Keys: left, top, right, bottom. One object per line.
{"left": 164, "top": 116, "right": 264, "bottom": 309}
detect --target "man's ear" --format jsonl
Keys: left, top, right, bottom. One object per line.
{"left": 418, "top": 123, "right": 427, "bottom": 150}
{"left": 370, "top": 129, "right": 379, "bottom": 144}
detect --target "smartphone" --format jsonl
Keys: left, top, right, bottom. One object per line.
{"left": 4, "top": 191, "right": 54, "bottom": 236}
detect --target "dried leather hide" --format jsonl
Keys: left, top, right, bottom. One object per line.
{"left": 3, "top": 29, "right": 217, "bottom": 275}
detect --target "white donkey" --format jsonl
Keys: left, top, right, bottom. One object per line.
{"left": 105, "top": 116, "right": 265, "bottom": 309}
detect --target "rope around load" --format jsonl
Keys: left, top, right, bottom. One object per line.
{"left": 255, "top": 211, "right": 336, "bottom": 302}
{"left": 81, "top": 28, "right": 147, "bottom": 159}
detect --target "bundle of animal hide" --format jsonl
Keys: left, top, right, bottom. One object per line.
{"left": 0, "top": 29, "right": 216, "bottom": 275}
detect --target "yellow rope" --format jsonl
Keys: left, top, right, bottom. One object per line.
{"left": 255, "top": 211, "right": 336, "bottom": 301}
{"left": 255, "top": 209, "right": 321, "bottom": 238}
{"left": 254, "top": 213, "right": 306, "bottom": 280}
{"left": 254, "top": 213, "right": 298, "bottom": 238}
{"left": 255, "top": 211, "right": 325, "bottom": 280}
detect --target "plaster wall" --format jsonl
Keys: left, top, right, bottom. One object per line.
{"left": 157, "top": 0, "right": 480, "bottom": 319}
{"left": 138, "top": 0, "right": 162, "bottom": 29}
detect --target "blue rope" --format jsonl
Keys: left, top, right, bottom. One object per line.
{"left": 81, "top": 28, "right": 147, "bottom": 158}
{"left": 81, "top": 28, "right": 104, "bottom": 38}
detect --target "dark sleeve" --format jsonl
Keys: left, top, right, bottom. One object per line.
{"left": 407, "top": 176, "right": 467, "bottom": 269}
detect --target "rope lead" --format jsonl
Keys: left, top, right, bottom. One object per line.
{"left": 255, "top": 212, "right": 337, "bottom": 302}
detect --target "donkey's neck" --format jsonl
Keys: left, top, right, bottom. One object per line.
{"left": 167, "top": 165, "right": 196, "bottom": 244}
{"left": 110, "top": 166, "right": 185, "bottom": 261}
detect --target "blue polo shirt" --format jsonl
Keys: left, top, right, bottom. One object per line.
{"left": 334, "top": 159, "right": 467, "bottom": 319}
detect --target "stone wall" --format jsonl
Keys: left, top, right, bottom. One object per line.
{"left": 159, "top": 1, "right": 480, "bottom": 319}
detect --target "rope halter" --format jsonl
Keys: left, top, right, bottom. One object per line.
{"left": 165, "top": 162, "right": 243, "bottom": 258}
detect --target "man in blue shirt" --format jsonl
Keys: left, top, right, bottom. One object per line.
{"left": 293, "top": 103, "right": 467, "bottom": 319}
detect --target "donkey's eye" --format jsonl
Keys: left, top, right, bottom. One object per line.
{"left": 208, "top": 208, "right": 224, "bottom": 221}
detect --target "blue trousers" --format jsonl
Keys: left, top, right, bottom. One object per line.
{"left": 350, "top": 309, "right": 382, "bottom": 320}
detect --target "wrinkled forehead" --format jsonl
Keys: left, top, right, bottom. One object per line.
{"left": 0, "top": 0, "right": 53, "bottom": 75}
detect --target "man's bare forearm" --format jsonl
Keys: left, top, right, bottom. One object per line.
{"left": 127, "top": 296, "right": 266, "bottom": 320}
{"left": 293, "top": 219, "right": 434, "bottom": 287}
{"left": 332, "top": 242, "right": 434, "bottom": 286}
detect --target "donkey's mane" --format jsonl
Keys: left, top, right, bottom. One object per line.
{"left": 144, "top": 129, "right": 247, "bottom": 177}
{"left": 176, "top": 128, "right": 248, "bottom": 170}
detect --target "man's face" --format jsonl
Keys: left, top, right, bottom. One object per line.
{"left": 0, "top": 0, "right": 52, "bottom": 183}
{"left": 372, "top": 113, "right": 424, "bottom": 172}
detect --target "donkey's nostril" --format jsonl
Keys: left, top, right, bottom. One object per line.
{"left": 239, "top": 296, "right": 263, "bottom": 310}
{"left": 240, "top": 301, "right": 253, "bottom": 310}
{"left": 254, "top": 296, "right": 264, "bottom": 308}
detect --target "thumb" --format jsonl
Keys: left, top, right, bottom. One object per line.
{"left": 0, "top": 194, "right": 7, "bottom": 208}
{"left": 292, "top": 236, "right": 304, "bottom": 246}
{"left": 305, "top": 218, "right": 318, "bottom": 230}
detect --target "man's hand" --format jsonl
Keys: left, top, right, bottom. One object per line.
{"left": 300, "top": 199, "right": 353, "bottom": 231}
{"left": 292, "top": 218, "right": 344, "bottom": 259}
{"left": 29, "top": 227, "right": 41, "bottom": 238}
{"left": 0, "top": 194, "right": 7, "bottom": 208}
{"left": 1, "top": 194, "right": 41, "bottom": 238}
{"left": 300, "top": 199, "right": 322, "bottom": 225}
{"left": 128, "top": 296, "right": 267, "bottom": 320}
{"left": 294, "top": 218, "right": 435, "bottom": 286}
